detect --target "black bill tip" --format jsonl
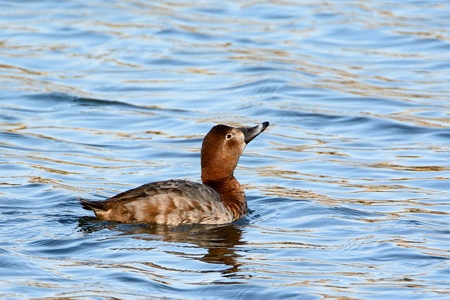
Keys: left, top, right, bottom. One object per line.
{"left": 240, "top": 121, "right": 270, "bottom": 144}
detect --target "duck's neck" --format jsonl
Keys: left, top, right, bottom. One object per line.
{"left": 203, "top": 175, "right": 247, "bottom": 220}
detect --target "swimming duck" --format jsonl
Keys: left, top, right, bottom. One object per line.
{"left": 79, "top": 121, "right": 269, "bottom": 225}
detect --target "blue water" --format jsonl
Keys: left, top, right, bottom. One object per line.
{"left": 1, "top": 1, "right": 450, "bottom": 299}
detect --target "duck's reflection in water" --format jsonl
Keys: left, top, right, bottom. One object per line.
{"left": 78, "top": 217, "right": 245, "bottom": 274}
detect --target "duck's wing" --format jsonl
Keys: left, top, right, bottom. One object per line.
{"left": 79, "top": 179, "right": 233, "bottom": 225}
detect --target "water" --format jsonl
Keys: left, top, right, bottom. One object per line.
{"left": 1, "top": 0, "right": 450, "bottom": 299}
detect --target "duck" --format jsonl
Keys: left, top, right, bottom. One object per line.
{"left": 79, "top": 121, "right": 269, "bottom": 225}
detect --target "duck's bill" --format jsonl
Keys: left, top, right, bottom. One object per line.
{"left": 239, "top": 121, "right": 270, "bottom": 144}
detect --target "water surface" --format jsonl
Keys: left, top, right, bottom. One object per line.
{"left": 1, "top": 1, "right": 450, "bottom": 299}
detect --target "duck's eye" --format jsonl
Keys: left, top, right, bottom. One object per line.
{"left": 226, "top": 134, "right": 232, "bottom": 140}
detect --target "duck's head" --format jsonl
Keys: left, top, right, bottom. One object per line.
{"left": 201, "top": 121, "right": 269, "bottom": 183}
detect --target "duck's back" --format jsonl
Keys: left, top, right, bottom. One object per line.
{"left": 80, "top": 179, "right": 235, "bottom": 225}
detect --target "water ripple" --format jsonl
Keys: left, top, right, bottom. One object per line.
{"left": 1, "top": 0, "right": 450, "bottom": 299}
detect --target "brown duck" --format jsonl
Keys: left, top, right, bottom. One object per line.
{"left": 79, "top": 122, "right": 269, "bottom": 225}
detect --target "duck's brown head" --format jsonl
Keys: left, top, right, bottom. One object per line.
{"left": 200, "top": 122, "right": 269, "bottom": 183}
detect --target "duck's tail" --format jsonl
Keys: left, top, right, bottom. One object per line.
{"left": 78, "top": 198, "right": 107, "bottom": 211}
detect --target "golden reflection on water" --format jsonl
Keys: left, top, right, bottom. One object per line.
{"left": 370, "top": 162, "right": 450, "bottom": 172}
{"left": 262, "top": 184, "right": 333, "bottom": 202}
